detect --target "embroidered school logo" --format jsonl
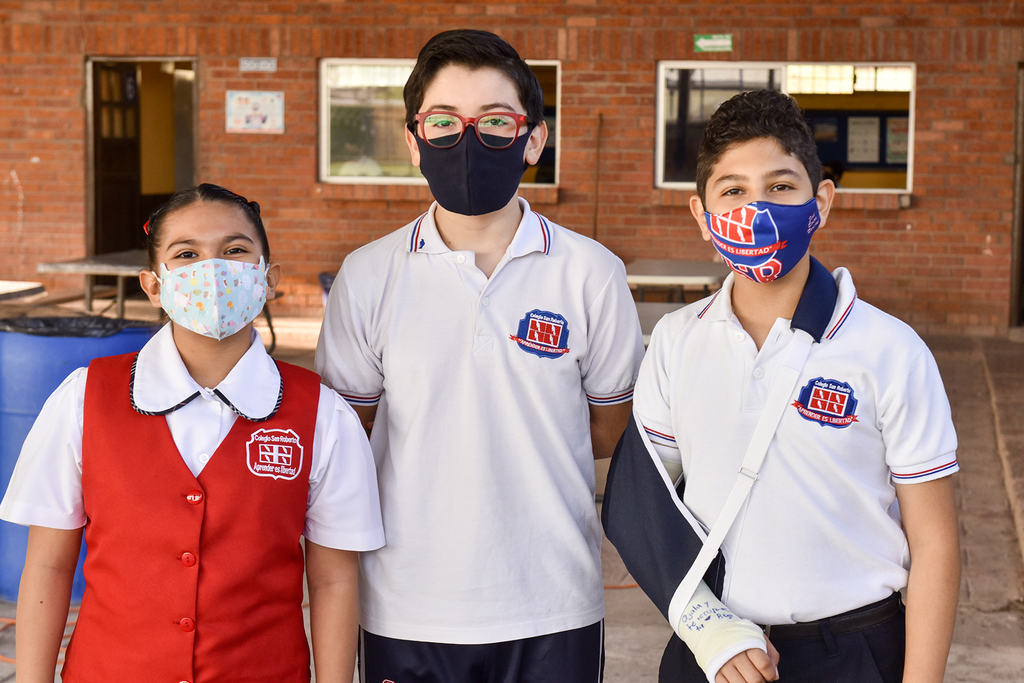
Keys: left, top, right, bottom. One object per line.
{"left": 246, "top": 428, "right": 304, "bottom": 480}
{"left": 792, "top": 377, "right": 859, "bottom": 428}
{"left": 509, "top": 309, "right": 571, "bottom": 359}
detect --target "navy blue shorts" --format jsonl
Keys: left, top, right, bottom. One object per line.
{"left": 360, "top": 620, "right": 605, "bottom": 683}
{"left": 659, "top": 596, "right": 905, "bottom": 683}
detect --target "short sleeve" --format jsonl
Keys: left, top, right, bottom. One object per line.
{"left": 880, "top": 347, "right": 959, "bottom": 484}
{"left": 304, "top": 385, "right": 385, "bottom": 550}
{"left": 0, "top": 368, "right": 88, "bottom": 529}
{"left": 315, "top": 262, "right": 384, "bottom": 406}
{"left": 633, "top": 318, "right": 682, "bottom": 466}
{"left": 579, "top": 260, "right": 645, "bottom": 405}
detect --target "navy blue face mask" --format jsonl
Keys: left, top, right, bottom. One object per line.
{"left": 415, "top": 129, "right": 532, "bottom": 217}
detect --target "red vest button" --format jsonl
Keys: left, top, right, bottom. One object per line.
{"left": 179, "top": 617, "right": 195, "bottom": 632}
{"left": 181, "top": 552, "right": 197, "bottom": 567}
{"left": 186, "top": 490, "right": 204, "bottom": 505}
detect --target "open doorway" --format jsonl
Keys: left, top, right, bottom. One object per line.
{"left": 88, "top": 59, "right": 196, "bottom": 258}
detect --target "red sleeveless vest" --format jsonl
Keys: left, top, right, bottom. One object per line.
{"left": 64, "top": 353, "right": 320, "bottom": 683}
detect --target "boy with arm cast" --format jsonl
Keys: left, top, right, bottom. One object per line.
{"left": 602, "top": 90, "right": 960, "bottom": 683}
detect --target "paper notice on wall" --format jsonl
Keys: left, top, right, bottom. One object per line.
{"left": 225, "top": 91, "right": 284, "bottom": 134}
{"left": 847, "top": 116, "right": 880, "bottom": 164}
{"left": 886, "top": 117, "right": 909, "bottom": 164}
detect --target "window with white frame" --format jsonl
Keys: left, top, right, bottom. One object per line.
{"left": 656, "top": 62, "right": 915, "bottom": 193}
{"left": 320, "top": 59, "right": 559, "bottom": 185}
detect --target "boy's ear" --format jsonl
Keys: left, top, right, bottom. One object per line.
{"left": 689, "top": 194, "right": 712, "bottom": 242}
{"left": 524, "top": 120, "right": 549, "bottom": 166}
{"left": 139, "top": 269, "right": 162, "bottom": 309}
{"left": 265, "top": 261, "right": 283, "bottom": 301}
{"left": 405, "top": 126, "right": 421, "bottom": 168}
{"left": 815, "top": 178, "right": 836, "bottom": 227}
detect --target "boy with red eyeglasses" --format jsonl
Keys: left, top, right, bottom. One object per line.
{"left": 316, "top": 29, "right": 644, "bottom": 683}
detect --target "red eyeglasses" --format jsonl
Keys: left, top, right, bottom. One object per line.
{"left": 412, "top": 111, "right": 531, "bottom": 150}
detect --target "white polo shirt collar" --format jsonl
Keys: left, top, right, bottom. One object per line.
{"left": 406, "top": 199, "right": 553, "bottom": 258}
{"left": 696, "top": 256, "right": 848, "bottom": 343}
{"left": 131, "top": 323, "right": 282, "bottom": 421}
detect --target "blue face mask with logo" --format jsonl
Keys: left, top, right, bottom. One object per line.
{"left": 704, "top": 197, "right": 821, "bottom": 283}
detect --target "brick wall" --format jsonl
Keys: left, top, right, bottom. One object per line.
{"left": 1, "top": 1, "right": 1021, "bottom": 332}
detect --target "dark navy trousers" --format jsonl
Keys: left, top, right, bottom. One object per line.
{"left": 360, "top": 620, "right": 605, "bottom": 683}
{"left": 659, "top": 602, "right": 905, "bottom": 683}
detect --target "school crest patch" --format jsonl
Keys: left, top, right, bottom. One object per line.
{"left": 246, "top": 428, "right": 304, "bottom": 480}
{"left": 509, "top": 309, "right": 571, "bottom": 359}
{"left": 792, "top": 377, "right": 859, "bottom": 428}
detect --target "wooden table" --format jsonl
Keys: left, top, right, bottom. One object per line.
{"left": 625, "top": 258, "right": 730, "bottom": 302}
{"left": 0, "top": 280, "right": 45, "bottom": 301}
{"left": 37, "top": 249, "right": 147, "bottom": 318}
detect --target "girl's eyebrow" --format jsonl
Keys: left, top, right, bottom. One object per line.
{"left": 222, "top": 233, "right": 257, "bottom": 244}
{"left": 165, "top": 234, "right": 256, "bottom": 250}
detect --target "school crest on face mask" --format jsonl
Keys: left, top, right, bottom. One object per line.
{"left": 246, "top": 428, "right": 304, "bottom": 480}
{"left": 705, "top": 198, "right": 820, "bottom": 283}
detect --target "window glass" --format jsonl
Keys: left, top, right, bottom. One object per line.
{"left": 322, "top": 61, "right": 417, "bottom": 181}
{"left": 320, "top": 60, "right": 559, "bottom": 185}
{"left": 656, "top": 61, "right": 915, "bottom": 192}
{"left": 660, "top": 65, "right": 782, "bottom": 184}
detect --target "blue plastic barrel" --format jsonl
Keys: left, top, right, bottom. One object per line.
{"left": 0, "top": 316, "right": 159, "bottom": 601}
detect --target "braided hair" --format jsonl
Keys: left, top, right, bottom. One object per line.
{"left": 143, "top": 184, "right": 270, "bottom": 270}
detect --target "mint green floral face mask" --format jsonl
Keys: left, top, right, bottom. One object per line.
{"left": 158, "top": 257, "right": 267, "bottom": 340}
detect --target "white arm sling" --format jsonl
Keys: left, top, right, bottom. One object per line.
{"left": 666, "top": 328, "right": 814, "bottom": 630}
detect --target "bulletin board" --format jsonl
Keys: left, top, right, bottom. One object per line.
{"left": 808, "top": 110, "right": 908, "bottom": 170}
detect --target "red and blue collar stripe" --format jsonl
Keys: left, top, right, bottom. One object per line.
{"left": 825, "top": 292, "right": 857, "bottom": 339}
{"left": 408, "top": 213, "right": 428, "bottom": 253}
{"left": 534, "top": 212, "right": 551, "bottom": 255}
{"left": 697, "top": 290, "right": 721, "bottom": 319}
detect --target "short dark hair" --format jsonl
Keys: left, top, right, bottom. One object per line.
{"left": 695, "top": 90, "right": 823, "bottom": 204}
{"left": 403, "top": 29, "right": 545, "bottom": 131}
{"left": 144, "top": 183, "right": 270, "bottom": 270}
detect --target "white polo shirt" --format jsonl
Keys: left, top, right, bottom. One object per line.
{"left": 1, "top": 323, "right": 385, "bottom": 553}
{"left": 316, "top": 199, "right": 645, "bottom": 644}
{"left": 635, "top": 260, "right": 958, "bottom": 626}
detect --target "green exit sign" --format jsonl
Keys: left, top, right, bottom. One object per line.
{"left": 694, "top": 34, "right": 733, "bottom": 53}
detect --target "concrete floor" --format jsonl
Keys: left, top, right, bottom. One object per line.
{"left": 1, "top": 295, "right": 1023, "bottom": 681}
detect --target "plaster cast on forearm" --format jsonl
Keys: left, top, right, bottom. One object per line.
{"left": 677, "top": 581, "right": 767, "bottom": 683}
